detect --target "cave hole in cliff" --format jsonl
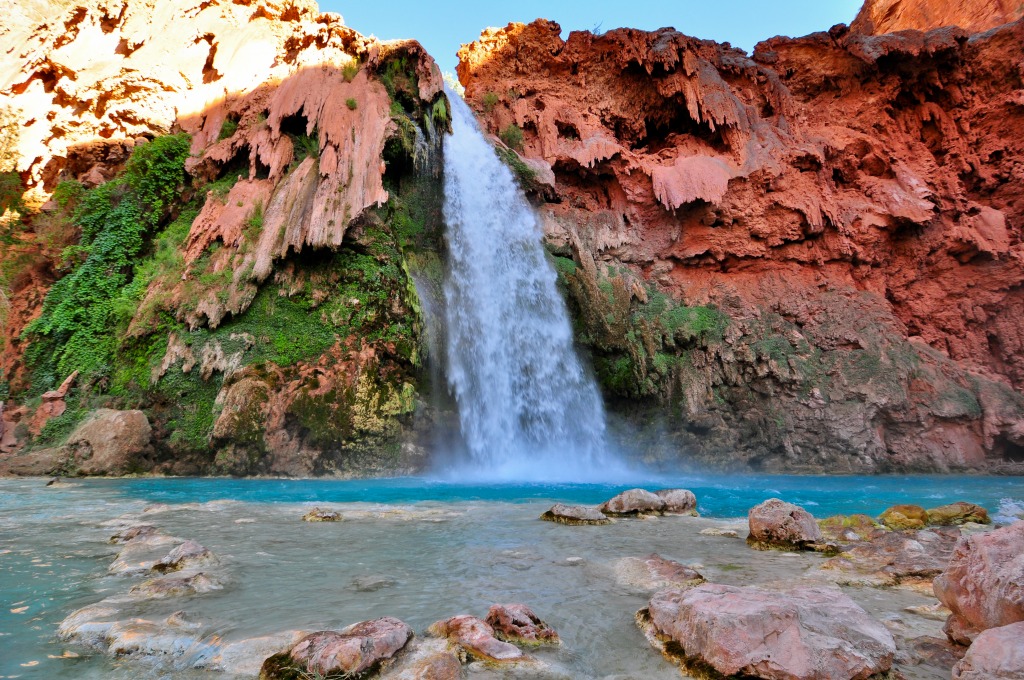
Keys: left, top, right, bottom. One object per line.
{"left": 636, "top": 103, "right": 726, "bottom": 154}
{"left": 279, "top": 111, "right": 313, "bottom": 139}
{"left": 556, "top": 121, "right": 580, "bottom": 141}
{"left": 994, "top": 435, "right": 1024, "bottom": 463}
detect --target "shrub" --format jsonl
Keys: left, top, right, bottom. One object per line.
{"left": 499, "top": 124, "right": 524, "bottom": 151}
{"left": 342, "top": 60, "right": 359, "bottom": 82}
{"left": 346, "top": 98, "right": 358, "bottom": 110}
{"left": 217, "top": 117, "right": 238, "bottom": 141}
{"left": 481, "top": 92, "right": 499, "bottom": 112}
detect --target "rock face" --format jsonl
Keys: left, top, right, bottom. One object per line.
{"left": 952, "top": 621, "right": 1024, "bottom": 680}
{"left": 747, "top": 499, "right": 824, "bottom": 550}
{"left": 65, "top": 410, "right": 154, "bottom": 475}
{"left": 457, "top": 16, "right": 1024, "bottom": 474}
{"left": 641, "top": 584, "right": 896, "bottom": 680}
{"left": 260, "top": 617, "right": 414, "bottom": 679}
{"left": 852, "top": 0, "right": 1024, "bottom": 35}
{"left": 933, "top": 521, "right": 1024, "bottom": 643}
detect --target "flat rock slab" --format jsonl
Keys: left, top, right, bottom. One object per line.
{"left": 615, "top": 553, "right": 705, "bottom": 592}
{"left": 819, "top": 527, "right": 961, "bottom": 592}
{"left": 539, "top": 504, "right": 610, "bottom": 525}
{"left": 934, "top": 521, "right": 1024, "bottom": 644}
{"left": 640, "top": 583, "right": 896, "bottom": 680}
{"left": 953, "top": 621, "right": 1024, "bottom": 679}
{"left": 485, "top": 604, "right": 559, "bottom": 645}
{"left": 260, "top": 617, "right": 414, "bottom": 679}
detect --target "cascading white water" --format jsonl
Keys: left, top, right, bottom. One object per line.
{"left": 440, "top": 88, "right": 618, "bottom": 481}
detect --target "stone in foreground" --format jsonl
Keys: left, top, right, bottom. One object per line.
{"left": 260, "top": 617, "right": 413, "bottom": 679}
{"left": 302, "top": 507, "right": 342, "bottom": 522}
{"left": 639, "top": 584, "right": 896, "bottom": 680}
{"left": 427, "top": 614, "right": 525, "bottom": 663}
{"left": 539, "top": 503, "right": 610, "bottom": 525}
{"left": 952, "top": 621, "right": 1024, "bottom": 680}
{"left": 616, "top": 553, "right": 705, "bottom": 592}
{"left": 934, "top": 521, "right": 1024, "bottom": 644}
{"left": 485, "top": 604, "right": 559, "bottom": 645}
{"left": 747, "top": 498, "right": 824, "bottom": 550}
{"left": 819, "top": 527, "right": 960, "bottom": 592}
{"left": 152, "top": 540, "right": 216, "bottom": 573}
{"left": 599, "top": 488, "right": 666, "bottom": 516}
{"left": 654, "top": 488, "right": 698, "bottom": 515}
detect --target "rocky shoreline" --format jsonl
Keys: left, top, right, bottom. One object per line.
{"left": 39, "top": 484, "right": 1022, "bottom": 679}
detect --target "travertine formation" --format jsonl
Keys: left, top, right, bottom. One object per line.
{"left": 852, "top": 0, "right": 1024, "bottom": 35}
{"left": 457, "top": 15, "right": 1024, "bottom": 472}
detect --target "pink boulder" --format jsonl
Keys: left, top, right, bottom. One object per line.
{"left": 261, "top": 617, "right": 413, "bottom": 678}
{"left": 934, "top": 521, "right": 1024, "bottom": 644}
{"left": 747, "top": 498, "right": 824, "bottom": 550}
{"left": 428, "top": 614, "right": 525, "bottom": 662}
{"left": 655, "top": 488, "right": 698, "bottom": 515}
{"left": 641, "top": 584, "right": 895, "bottom": 680}
{"left": 952, "top": 621, "right": 1024, "bottom": 679}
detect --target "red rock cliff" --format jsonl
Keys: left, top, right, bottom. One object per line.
{"left": 457, "top": 18, "right": 1024, "bottom": 472}
{"left": 852, "top": 0, "right": 1024, "bottom": 34}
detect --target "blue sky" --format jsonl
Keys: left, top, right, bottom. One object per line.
{"left": 323, "top": 0, "right": 864, "bottom": 75}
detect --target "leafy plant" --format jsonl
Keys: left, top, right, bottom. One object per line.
{"left": 481, "top": 92, "right": 500, "bottom": 112}
{"left": 342, "top": 60, "right": 359, "bottom": 82}
{"left": 293, "top": 131, "right": 320, "bottom": 162}
{"left": 499, "top": 123, "right": 524, "bottom": 151}
{"left": 218, "top": 117, "right": 239, "bottom": 141}
{"left": 345, "top": 98, "right": 358, "bottom": 111}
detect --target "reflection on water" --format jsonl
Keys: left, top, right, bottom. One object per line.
{"left": 0, "top": 475, "right": 1021, "bottom": 679}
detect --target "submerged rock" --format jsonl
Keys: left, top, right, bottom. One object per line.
{"left": 428, "top": 614, "right": 526, "bottom": 663}
{"left": 934, "top": 521, "right": 1024, "bottom": 644}
{"left": 819, "top": 527, "right": 961, "bottom": 592}
{"left": 485, "top": 604, "right": 559, "bottom": 645}
{"left": 129, "top": 572, "right": 223, "bottom": 600}
{"left": 926, "top": 502, "right": 991, "bottom": 526}
{"left": 879, "top": 504, "right": 929, "bottom": 531}
{"left": 378, "top": 638, "right": 463, "bottom": 680}
{"left": 539, "top": 504, "right": 610, "bottom": 525}
{"left": 260, "top": 617, "right": 414, "bottom": 679}
{"left": 110, "top": 525, "right": 160, "bottom": 544}
{"left": 598, "top": 489, "right": 665, "bottom": 516}
{"left": 615, "top": 554, "right": 705, "bottom": 592}
{"left": 952, "top": 621, "right": 1024, "bottom": 680}
{"left": 153, "top": 540, "right": 217, "bottom": 573}
{"left": 747, "top": 498, "right": 825, "bottom": 551}
{"left": 639, "top": 584, "right": 896, "bottom": 680}
{"left": 302, "top": 508, "right": 343, "bottom": 522}
{"left": 654, "top": 489, "right": 698, "bottom": 515}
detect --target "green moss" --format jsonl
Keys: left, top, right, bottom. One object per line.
{"left": 33, "top": 389, "right": 87, "bottom": 447}
{"left": 218, "top": 117, "right": 238, "bottom": 141}
{"left": 496, "top": 147, "right": 536, "bottom": 186}
{"left": 345, "top": 98, "right": 358, "bottom": 111}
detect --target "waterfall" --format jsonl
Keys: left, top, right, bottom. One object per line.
{"left": 438, "top": 88, "right": 618, "bottom": 481}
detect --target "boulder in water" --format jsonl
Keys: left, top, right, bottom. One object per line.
{"left": 927, "top": 502, "right": 991, "bottom": 526}
{"left": 654, "top": 488, "right": 698, "bottom": 515}
{"left": 879, "top": 504, "right": 929, "bottom": 530}
{"left": 485, "top": 604, "right": 559, "bottom": 645}
{"left": 152, "top": 540, "right": 217, "bottom": 573}
{"left": 540, "top": 503, "right": 610, "bottom": 525}
{"left": 427, "top": 614, "right": 526, "bottom": 663}
{"left": 260, "top": 617, "right": 414, "bottom": 679}
{"left": 952, "top": 621, "right": 1024, "bottom": 680}
{"left": 599, "top": 488, "right": 666, "bottom": 516}
{"left": 638, "top": 584, "right": 896, "bottom": 680}
{"left": 934, "top": 521, "right": 1024, "bottom": 644}
{"left": 817, "top": 514, "right": 884, "bottom": 542}
{"left": 129, "top": 572, "right": 222, "bottom": 599}
{"left": 65, "top": 409, "right": 154, "bottom": 476}
{"left": 302, "top": 507, "right": 342, "bottom": 522}
{"left": 747, "top": 498, "right": 825, "bottom": 550}
{"left": 110, "top": 525, "right": 160, "bottom": 544}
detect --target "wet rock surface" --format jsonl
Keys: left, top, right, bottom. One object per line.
{"left": 654, "top": 489, "right": 698, "bottom": 515}
{"left": 881, "top": 505, "right": 930, "bottom": 531}
{"left": 952, "top": 621, "right": 1024, "bottom": 680}
{"left": 934, "top": 522, "right": 1024, "bottom": 643}
{"left": 539, "top": 503, "right": 610, "bottom": 525}
{"left": 615, "top": 553, "right": 706, "bottom": 592}
{"left": 599, "top": 488, "right": 667, "bottom": 516}
{"left": 747, "top": 498, "right": 825, "bottom": 550}
{"left": 485, "top": 604, "right": 560, "bottom": 645}
{"left": 260, "top": 617, "right": 414, "bottom": 679}
{"left": 640, "top": 584, "right": 897, "bottom": 680}
{"left": 819, "top": 526, "right": 961, "bottom": 592}
{"left": 428, "top": 615, "right": 527, "bottom": 663}
{"left": 302, "top": 507, "right": 343, "bottom": 522}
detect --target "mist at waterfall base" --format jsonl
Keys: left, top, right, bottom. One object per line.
{"left": 424, "top": 87, "right": 632, "bottom": 483}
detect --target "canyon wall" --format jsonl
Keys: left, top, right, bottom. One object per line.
{"left": 457, "top": 17, "right": 1024, "bottom": 472}
{"left": 852, "top": 0, "right": 1024, "bottom": 34}
{"left": 0, "top": 0, "right": 451, "bottom": 476}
